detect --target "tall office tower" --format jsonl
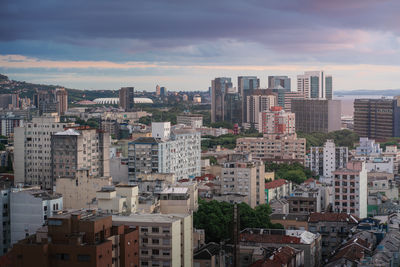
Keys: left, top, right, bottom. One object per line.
{"left": 33, "top": 90, "right": 58, "bottom": 115}
{"left": 14, "top": 113, "right": 75, "bottom": 189}
{"left": 220, "top": 160, "right": 265, "bottom": 208}
{"left": 291, "top": 99, "right": 341, "bottom": 133}
{"left": 55, "top": 88, "right": 68, "bottom": 115}
{"left": 238, "top": 76, "right": 260, "bottom": 123}
{"left": 259, "top": 106, "right": 296, "bottom": 136}
{"left": 51, "top": 127, "right": 110, "bottom": 186}
{"left": 297, "top": 71, "right": 332, "bottom": 100}
{"left": 156, "top": 85, "right": 161, "bottom": 96}
{"left": 332, "top": 161, "right": 368, "bottom": 218}
{"left": 283, "top": 91, "right": 305, "bottom": 112}
{"left": 354, "top": 98, "right": 400, "bottom": 139}
{"left": 119, "top": 87, "right": 135, "bottom": 112}
{"left": 246, "top": 94, "right": 277, "bottom": 129}
{"left": 268, "top": 76, "right": 291, "bottom": 90}
{"left": 307, "top": 139, "right": 348, "bottom": 184}
{"left": 160, "top": 86, "right": 167, "bottom": 97}
{"left": 211, "top": 77, "right": 233, "bottom": 123}
{"left": 224, "top": 92, "right": 242, "bottom": 124}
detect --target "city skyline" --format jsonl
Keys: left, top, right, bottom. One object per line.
{"left": 1, "top": 0, "right": 400, "bottom": 91}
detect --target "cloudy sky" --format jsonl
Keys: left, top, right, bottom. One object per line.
{"left": 1, "top": 0, "right": 400, "bottom": 91}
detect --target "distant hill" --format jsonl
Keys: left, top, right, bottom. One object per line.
{"left": 0, "top": 74, "right": 118, "bottom": 103}
{"left": 335, "top": 89, "right": 400, "bottom": 96}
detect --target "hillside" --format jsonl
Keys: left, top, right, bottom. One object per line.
{"left": 0, "top": 74, "right": 118, "bottom": 103}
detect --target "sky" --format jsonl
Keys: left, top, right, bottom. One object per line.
{"left": 1, "top": 0, "right": 400, "bottom": 91}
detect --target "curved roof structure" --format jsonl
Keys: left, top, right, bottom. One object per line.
{"left": 93, "top": 97, "right": 153, "bottom": 104}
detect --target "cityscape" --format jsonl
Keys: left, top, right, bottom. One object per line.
{"left": 2, "top": 0, "right": 400, "bottom": 267}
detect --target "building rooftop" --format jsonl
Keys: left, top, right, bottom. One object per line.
{"left": 112, "top": 213, "right": 182, "bottom": 224}
{"left": 270, "top": 213, "right": 309, "bottom": 222}
{"left": 160, "top": 187, "right": 188, "bottom": 194}
{"left": 12, "top": 187, "right": 62, "bottom": 200}
{"left": 54, "top": 128, "right": 80, "bottom": 136}
{"left": 308, "top": 212, "right": 359, "bottom": 223}
{"left": 240, "top": 228, "right": 318, "bottom": 245}
{"left": 265, "top": 179, "right": 289, "bottom": 190}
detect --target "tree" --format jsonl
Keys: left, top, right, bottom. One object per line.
{"left": 193, "top": 200, "right": 282, "bottom": 243}
{"left": 265, "top": 162, "right": 315, "bottom": 184}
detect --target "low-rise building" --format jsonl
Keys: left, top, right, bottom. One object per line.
{"left": 269, "top": 199, "right": 289, "bottom": 214}
{"left": 368, "top": 172, "right": 398, "bottom": 201}
{"left": 265, "top": 179, "right": 292, "bottom": 204}
{"left": 97, "top": 185, "right": 139, "bottom": 215}
{"left": 288, "top": 187, "right": 321, "bottom": 214}
{"left": 270, "top": 213, "right": 309, "bottom": 230}
{"left": 240, "top": 228, "right": 321, "bottom": 267}
{"left": 177, "top": 114, "right": 203, "bottom": 128}
{"left": 308, "top": 212, "right": 359, "bottom": 258}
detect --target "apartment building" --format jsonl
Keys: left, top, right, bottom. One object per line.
{"left": 288, "top": 187, "right": 321, "bottom": 214}
{"left": 14, "top": 113, "right": 75, "bottom": 189}
{"left": 308, "top": 212, "right": 359, "bottom": 258}
{"left": 12, "top": 210, "right": 139, "bottom": 267}
{"left": 265, "top": 179, "right": 292, "bottom": 203}
{"left": 220, "top": 160, "right": 265, "bottom": 208}
{"left": 10, "top": 187, "right": 63, "bottom": 245}
{"left": 258, "top": 106, "right": 296, "bottom": 136}
{"left": 307, "top": 140, "right": 348, "bottom": 184}
{"left": 0, "top": 113, "right": 24, "bottom": 137}
{"left": 177, "top": 114, "right": 203, "bottom": 128}
{"left": 113, "top": 213, "right": 193, "bottom": 267}
{"left": 51, "top": 126, "right": 110, "bottom": 182}
{"left": 119, "top": 87, "right": 135, "bottom": 112}
{"left": 128, "top": 123, "right": 201, "bottom": 182}
{"left": 236, "top": 135, "right": 306, "bottom": 164}
{"left": 332, "top": 161, "right": 368, "bottom": 218}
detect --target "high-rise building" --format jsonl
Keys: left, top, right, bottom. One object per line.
{"left": 307, "top": 140, "right": 348, "bottom": 184}
{"left": 156, "top": 85, "right": 161, "bottom": 96}
{"left": 211, "top": 77, "right": 233, "bottom": 123}
{"left": 12, "top": 210, "right": 140, "bottom": 267}
{"left": 259, "top": 106, "right": 296, "bottom": 136}
{"left": 55, "top": 88, "right": 68, "bottom": 115}
{"left": 332, "top": 161, "right": 368, "bottom": 218}
{"left": 291, "top": 99, "right": 341, "bottom": 133}
{"left": 34, "top": 90, "right": 58, "bottom": 115}
{"left": 119, "top": 87, "right": 135, "bottom": 112}
{"left": 268, "top": 76, "right": 291, "bottom": 91}
{"left": 0, "top": 94, "right": 19, "bottom": 109}
{"left": 160, "top": 86, "right": 167, "bottom": 97}
{"left": 238, "top": 76, "right": 260, "bottom": 122}
{"left": 220, "top": 160, "right": 265, "bottom": 208}
{"left": 51, "top": 127, "right": 110, "bottom": 185}
{"left": 353, "top": 98, "right": 400, "bottom": 139}
{"left": 297, "top": 71, "right": 332, "bottom": 100}
{"left": 14, "top": 113, "right": 75, "bottom": 189}
{"left": 224, "top": 92, "right": 242, "bottom": 124}
{"left": 246, "top": 94, "right": 277, "bottom": 129}
{"left": 0, "top": 113, "right": 24, "bottom": 137}
{"left": 283, "top": 91, "right": 305, "bottom": 112}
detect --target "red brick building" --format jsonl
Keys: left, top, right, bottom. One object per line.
{"left": 11, "top": 210, "right": 139, "bottom": 267}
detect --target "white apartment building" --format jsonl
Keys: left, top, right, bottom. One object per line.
{"left": 152, "top": 122, "right": 171, "bottom": 140}
{"left": 14, "top": 113, "right": 75, "bottom": 189}
{"left": 307, "top": 140, "right": 348, "bottom": 184}
{"left": 129, "top": 123, "right": 201, "bottom": 182}
{"left": 355, "top": 137, "right": 382, "bottom": 156}
{"left": 220, "top": 160, "right": 265, "bottom": 208}
{"left": 297, "top": 71, "right": 332, "bottom": 100}
{"left": 10, "top": 187, "right": 63, "bottom": 245}
{"left": 113, "top": 213, "right": 193, "bottom": 267}
{"left": 333, "top": 161, "right": 368, "bottom": 218}
{"left": 177, "top": 114, "right": 203, "bottom": 128}
{"left": 97, "top": 185, "right": 139, "bottom": 214}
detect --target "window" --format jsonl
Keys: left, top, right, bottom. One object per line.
{"left": 142, "top": 238, "right": 148, "bottom": 244}
{"left": 141, "top": 227, "right": 148, "bottom": 233}
{"left": 152, "top": 249, "right": 159, "bottom": 255}
{"left": 152, "top": 227, "right": 159, "bottom": 233}
{"left": 162, "top": 239, "right": 170, "bottom": 245}
{"left": 55, "top": 253, "right": 70, "bottom": 261}
{"left": 162, "top": 250, "right": 170, "bottom": 256}
{"left": 141, "top": 250, "right": 148, "bottom": 255}
{"left": 77, "top": 255, "right": 91, "bottom": 262}
{"left": 152, "top": 239, "right": 159, "bottom": 244}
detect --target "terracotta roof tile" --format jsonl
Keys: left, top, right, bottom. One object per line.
{"left": 308, "top": 212, "right": 359, "bottom": 223}
{"left": 265, "top": 179, "right": 288, "bottom": 189}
